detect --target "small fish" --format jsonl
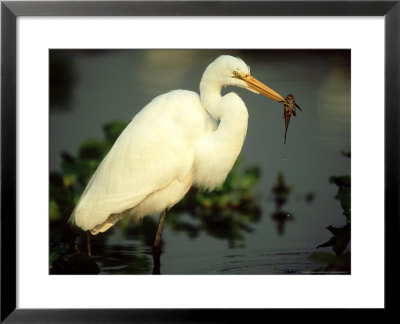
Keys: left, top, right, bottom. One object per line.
{"left": 283, "top": 94, "right": 302, "bottom": 144}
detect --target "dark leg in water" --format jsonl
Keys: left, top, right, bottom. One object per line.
{"left": 86, "top": 231, "right": 92, "bottom": 256}
{"left": 152, "top": 210, "right": 166, "bottom": 274}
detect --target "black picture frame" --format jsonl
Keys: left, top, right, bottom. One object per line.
{"left": 1, "top": 0, "right": 398, "bottom": 322}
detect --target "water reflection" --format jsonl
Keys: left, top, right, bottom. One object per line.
{"left": 215, "top": 252, "right": 320, "bottom": 274}
{"left": 270, "top": 172, "right": 294, "bottom": 236}
{"left": 95, "top": 246, "right": 152, "bottom": 275}
{"left": 152, "top": 250, "right": 161, "bottom": 275}
{"left": 271, "top": 211, "right": 294, "bottom": 236}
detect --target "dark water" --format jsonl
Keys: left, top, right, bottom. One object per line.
{"left": 50, "top": 50, "right": 350, "bottom": 275}
{"left": 94, "top": 236, "right": 324, "bottom": 275}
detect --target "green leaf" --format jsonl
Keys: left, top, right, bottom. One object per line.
{"left": 49, "top": 199, "right": 62, "bottom": 221}
{"left": 329, "top": 175, "right": 351, "bottom": 187}
{"left": 317, "top": 224, "right": 350, "bottom": 256}
{"left": 317, "top": 237, "right": 336, "bottom": 249}
{"left": 337, "top": 186, "right": 351, "bottom": 217}
{"left": 326, "top": 224, "right": 349, "bottom": 236}
{"left": 49, "top": 251, "right": 60, "bottom": 269}
{"left": 78, "top": 140, "right": 106, "bottom": 160}
{"left": 103, "top": 120, "right": 128, "bottom": 143}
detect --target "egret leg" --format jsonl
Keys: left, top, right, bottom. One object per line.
{"left": 152, "top": 210, "right": 166, "bottom": 274}
{"left": 153, "top": 210, "right": 166, "bottom": 249}
{"left": 86, "top": 231, "right": 92, "bottom": 256}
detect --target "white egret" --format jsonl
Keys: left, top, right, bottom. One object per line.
{"left": 70, "top": 55, "right": 286, "bottom": 253}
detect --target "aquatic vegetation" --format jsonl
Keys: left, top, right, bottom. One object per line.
{"left": 317, "top": 175, "right": 351, "bottom": 256}
{"left": 308, "top": 250, "right": 350, "bottom": 273}
{"left": 310, "top": 153, "right": 351, "bottom": 273}
{"left": 50, "top": 120, "right": 129, "bottom": 273}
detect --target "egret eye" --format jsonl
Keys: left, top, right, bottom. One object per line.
{"left": 232, "top": 71, "right": 244, "bottom": 80}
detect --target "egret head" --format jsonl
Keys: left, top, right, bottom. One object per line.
{"left": 202, "top": 55, "right": 287, "bottom": 103}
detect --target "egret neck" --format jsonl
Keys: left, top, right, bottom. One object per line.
{"left": 196, "top": 76, "right": 249, "bottom": 190}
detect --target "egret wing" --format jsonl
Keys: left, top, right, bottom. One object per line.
{"left": 71, "top": 91, "right": 204, "bottom": 231}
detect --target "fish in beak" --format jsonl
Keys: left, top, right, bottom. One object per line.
{"left": 283, "top": 94, "right": 302, "bottom": 144}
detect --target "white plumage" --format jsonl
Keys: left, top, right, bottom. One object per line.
{"left": 70, "top": 55, "right": 286, "bottom": 236}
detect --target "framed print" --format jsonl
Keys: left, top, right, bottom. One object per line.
{"left": 1, "top": 0, "right": 399, "bottom": 321}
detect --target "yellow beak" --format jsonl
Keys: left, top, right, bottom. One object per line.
{"left": 237, "top": 72, "right": 287, "bottom": 104}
